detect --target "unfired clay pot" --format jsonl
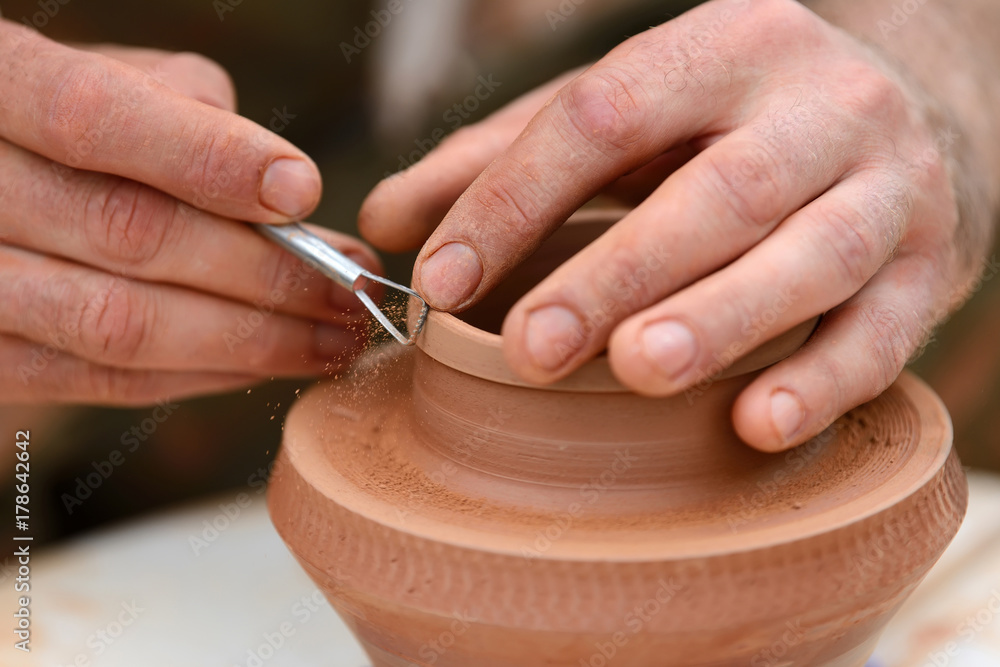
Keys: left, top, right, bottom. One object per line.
{"left": 269, "top": 210, "right": 967, "bottom": 666}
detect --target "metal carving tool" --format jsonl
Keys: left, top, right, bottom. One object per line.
{"left": 257, "top": 222, "right": 429, "bottom": 346}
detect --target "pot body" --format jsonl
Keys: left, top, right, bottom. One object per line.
{"left": 268, "top": 211, "right": 967, "bottom": 666}
{"left": 269, "top": 349, "right": 965, "bottom": 667}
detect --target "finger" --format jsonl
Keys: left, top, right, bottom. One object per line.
{"left": 731, "top": 253, "right": 946, "bottom": 452}
{"left": 0, "top": 334, "right": 257, "bottom": 405}
{"left": 607, "top": 174, "right": 910, "bottom": 395}
{"left": 0, "top": 21, "right": 319, "bottom": 222}
{"left": 501, "top": 109, "right": 858, "bottom": 383}
{"left": 358, "top": 68, "right": 584, "bottom": 252}
{"left": 73, "top": 44, "right": 238, "bottom": 112}
{"left": 0, "top": 139, "right": 381, "bottom": 322}
{"left": 0, "top": 246, "right": 365, "bottom": 376}
{"left": 411, "top": 1, "right": 780, "bottom": 310}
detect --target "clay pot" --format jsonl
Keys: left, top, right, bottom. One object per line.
{"left": 269, "top": 210, "right": 967, "bottom": 666}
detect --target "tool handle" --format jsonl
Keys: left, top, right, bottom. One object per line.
{"left": 255, "top": 222, "right": 364, "bottom": 291}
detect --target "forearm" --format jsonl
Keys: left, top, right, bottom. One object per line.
{"left": 805, "top": 0, "right": 1000, "bottom": 218}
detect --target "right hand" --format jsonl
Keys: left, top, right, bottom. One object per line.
{"left": 0, "top": 22, "right": 381, "bottom": 405}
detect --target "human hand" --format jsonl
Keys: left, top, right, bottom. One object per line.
{"left": 360, "top": 0, "right": 994, "bottom": 451}
{"left": 0, "top": 23, "right": 380, "bottom": 404}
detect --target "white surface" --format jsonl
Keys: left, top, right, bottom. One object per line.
{"left": 3, "top": 473, "right": 1000, "bottom": 666}
{"left": 0, "top": 491, "right": 368, "bottom": 667}
{"left": 869, "top": 470, "right": 1000, "bottom": 666}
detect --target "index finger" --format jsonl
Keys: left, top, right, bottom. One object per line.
{"left": 0, "top": 21, "right": 319, "bottom": 223}
{"left": 411, "top": 0, "right": 768, "bottom": 310}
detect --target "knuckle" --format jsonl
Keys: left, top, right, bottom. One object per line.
{"left": 809, "top": 352, "right": 850, "bottom": 424}
{"left": 700, "top": 142, "right": 785, "bottom": 229}
{"left": 560, "top": 66, "right": 648, "bottom": 155}
{"left": 606, "top": 246, "right": 664, "bottom": 305}
{"left": 753, "top": 102, "right": 836, "bottom": 178}
{"left": 181, "top": 127, "right": 239, "bottom": 198}
{"left": 813, "top": 201, "right": 884, "bottom": 286}
{"left": 77, "top": 280, "right": 153, "bottom": 365}
{"left": 79, "top": 364, "right": 149, "bottom": 404}
{"left": 41, "top": 59, "right": 112, "bottom": 157}
{"left": 838, "top": 63, "right": 907, "bottom": 124}
{"left": 83, "top": 178, "right": 174, "bottom": 266}
{"left": 469, "top": 167, "right": 546, "bottom": 242}
{"left": 803, "top": 353, "right": 851, "bottom": 417}
{"left": 855, "top": 302, "right": 911, "bottom": 390}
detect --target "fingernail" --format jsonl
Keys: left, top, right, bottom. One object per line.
{"left": 418, "top": 242, "right": 482, "bottom": 310}
{"left": 313, "top": 323, "right": 358, "bottom": 360}
{"left": 259, "top": 158, "right": 321, "bottom": 219}
{"left": 640, "top": 320, "right": 697, "bottom": 380}
{"left": 524, "top": 305, "right": 585, "bottom": 372}
{"left": 770, "top": 390, "right": 805, "bottom": 443}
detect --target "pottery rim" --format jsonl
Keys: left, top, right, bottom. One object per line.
{"left": 410, "top": 209, "right": 818, "bottom": 392}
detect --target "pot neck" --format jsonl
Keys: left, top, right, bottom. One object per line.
{"left": 409, "top": 348, "right": 774, "bottom": 492}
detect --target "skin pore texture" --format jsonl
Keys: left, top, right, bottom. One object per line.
{"left": 358, "top": 0, "right": 1000, "bottom": 454}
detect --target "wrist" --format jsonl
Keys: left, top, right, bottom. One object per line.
{"left": 803, "top": 0, "right": 1000, "bottom": 211}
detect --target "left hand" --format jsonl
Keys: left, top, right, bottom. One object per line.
{"left": 359, "top": 0, "right": 989, "bottom": 452}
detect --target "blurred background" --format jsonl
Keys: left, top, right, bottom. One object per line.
{"left": 0, "top": 0, "right": 997, "bottom": 549}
